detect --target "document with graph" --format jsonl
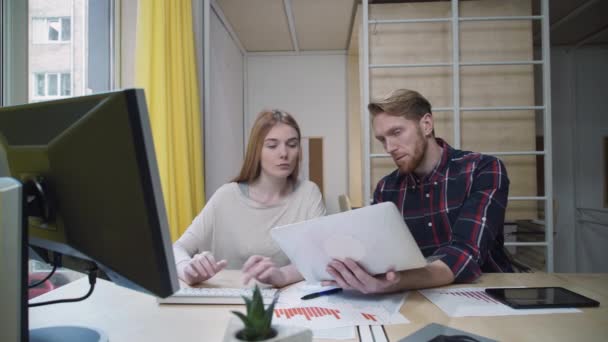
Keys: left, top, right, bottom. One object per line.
{"left": 419, "top": 287, "right": 581, "bottom": 317}
{"left": 273, "top": 282, "right": 409, "bottom": 329}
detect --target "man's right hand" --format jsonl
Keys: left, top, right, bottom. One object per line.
{"left": 178, "top": 251, "right": 228, "bottom": 285}
{"left": 322, "top": 258, "right": 401, "bottom": 294}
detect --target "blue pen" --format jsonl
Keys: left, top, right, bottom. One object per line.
{"left": 301, "top": 288, "right": 343, "bottom": 300}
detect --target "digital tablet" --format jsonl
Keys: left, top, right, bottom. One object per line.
{"left": 271, "top": 202, "right": 427, "bottom": 282}
{"left": 485, "top": 287, "right": 600, "bottom": 309}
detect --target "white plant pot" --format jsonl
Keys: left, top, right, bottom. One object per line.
{"left": 223, "top": 317, "right": 312, "bottom": 342}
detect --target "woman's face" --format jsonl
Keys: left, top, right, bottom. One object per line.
{"left": 259, "top": 123, "right": 300, "bottom": 180}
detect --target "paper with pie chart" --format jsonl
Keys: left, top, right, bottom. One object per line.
{"left": 273, "top": 282, "right": 409, "bottom": 329}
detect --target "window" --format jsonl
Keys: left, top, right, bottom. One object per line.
{"left": 33, "top": 72, "right": 71, "bottom": 99}
{"left": 26, "top": 0, "right": 114, "bottom": 103}
{"left": 32, "top": 17, "right": 71, "bottom": 43}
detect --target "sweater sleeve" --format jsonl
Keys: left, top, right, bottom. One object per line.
{"left": 307, "top": 181, "right": 327, "bottom": 218}
{"left": 172, "top": 196, "right": 216, "bottom": 266}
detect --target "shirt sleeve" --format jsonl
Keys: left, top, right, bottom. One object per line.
{"left": 434, "top": 157, "right": 510, "bottom": 282}
{"left": 372, "top": 178, "right": 386, "bottom": 205}
{"left": 172, "top": 197, "right": 215, "bottom": 266}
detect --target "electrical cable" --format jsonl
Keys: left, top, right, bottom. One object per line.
{"left": 28, "top": 252, "right": 62, "bottom": 289}
{"left": 29, "top": 266, "right": 98, "bottom": 307}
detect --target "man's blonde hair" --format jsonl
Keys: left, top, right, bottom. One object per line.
{"left": 368, "top": 89, "right": 432, "bottom": 120}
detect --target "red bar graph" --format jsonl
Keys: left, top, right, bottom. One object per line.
{"left": 274, "top": 307, "right": 342, "bottom": 320}
{"left": 361, "top": 312, "right": 377, "bottom": 322}
{"left": 439, "top": 290, "right": 500, "bottom": 304}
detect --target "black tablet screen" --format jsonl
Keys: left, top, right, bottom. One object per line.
{"left": 485, "top": 287, "right": 600, "bottom": 309}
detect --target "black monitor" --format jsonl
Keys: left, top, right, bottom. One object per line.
{"left": 0, "top": 89, "right": 179, "bottom": 341}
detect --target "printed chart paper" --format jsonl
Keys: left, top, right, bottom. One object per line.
{"left": 274, "top": 283, "right": 409, "bottom": 329}
{"left": 419, "top": 287, "right": 581, "bottom": 317}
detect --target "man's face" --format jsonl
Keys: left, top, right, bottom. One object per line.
{"left": 372, "top": 112, "right": 427, "bottom": 174}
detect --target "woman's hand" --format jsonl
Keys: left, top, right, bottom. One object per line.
{"left": 241, "top": 255, "right": 288, "bottom": 287}
{"left": 178, "top": 251, "right": 227, "bottom": 286}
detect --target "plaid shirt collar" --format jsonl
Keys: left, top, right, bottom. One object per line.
{"left": 397, "top": 137, "right": 453, "bottom": 186}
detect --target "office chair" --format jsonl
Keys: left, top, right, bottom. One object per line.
{"left": 338, "top": 194, "right": 352, "bottom": 212}
{"left": 503, "top": 247, "right": 533, "bottom": 273}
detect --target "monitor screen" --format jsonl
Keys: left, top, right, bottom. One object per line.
{"left": 0, "top": 88, "right": 178, "bottom": 297}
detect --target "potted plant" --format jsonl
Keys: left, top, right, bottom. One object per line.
{"left": 223, "top": 285, "right": 312, "bottom": 342}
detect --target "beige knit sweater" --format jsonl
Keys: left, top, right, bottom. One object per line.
{"left": 173, "top": 180, "right": 326, "bottom": 269}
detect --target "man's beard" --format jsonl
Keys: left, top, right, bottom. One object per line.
{"left": 396, "top": 129, "right": 427, "bottom": 174}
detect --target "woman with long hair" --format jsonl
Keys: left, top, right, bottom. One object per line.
{"left": 173, "top": 110, "right": 325, "bottom": 287}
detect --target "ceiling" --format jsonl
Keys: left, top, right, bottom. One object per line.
{"left": 216, "top": 0, "right": 357, "bottom": 52}
{"left": 532, "top": 0, "right": 608, "bottom": 46}
{"left": 215, "top": 0, "right": 608, "bottom": 53}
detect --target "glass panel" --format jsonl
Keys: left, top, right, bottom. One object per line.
{"left": 60, "top": 73, "right": 71, "bottom": 96}
{"left": 47, "top": 18, "right": 60, "bottom": 41}
{"left": 35, "top": 73, "right": 45, "bottom": 96}
{"left": 61, "top": 17, "right": 71, "bottom": 41}
{"left": 47, "top": 74, "right": 58, "bottom": 95}
{"left": 32, "top": 18, "right": 46, "bottom": 43}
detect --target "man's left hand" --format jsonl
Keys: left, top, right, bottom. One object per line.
{"left": 322, "top": 258, "right": 401, "bottom": 294}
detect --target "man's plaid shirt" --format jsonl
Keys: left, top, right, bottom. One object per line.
{"left": 373, "top": 138, "right": 513, "bottom": 282}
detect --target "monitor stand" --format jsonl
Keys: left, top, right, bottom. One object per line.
{"left": 0, "top": 177, "right": 108, "bottom": 342}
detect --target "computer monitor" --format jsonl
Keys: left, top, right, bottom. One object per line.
{"left": 0, "top": 89, "right": 179, "bottom": 341}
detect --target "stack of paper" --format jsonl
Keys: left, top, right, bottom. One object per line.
{"left": 273, "top": 282, "right": 409, "bottom": 330}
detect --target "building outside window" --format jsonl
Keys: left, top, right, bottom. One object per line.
{"left": 28, "top": 0, "right": 113, "bottom": 103}
{"left": 32, "top": 17, "right": 71, "bottom": 43}
{"left": 33, "top": 72, "right": 71, "bottom": 99}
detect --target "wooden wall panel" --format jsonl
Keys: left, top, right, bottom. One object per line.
{"left": 308, "top": 137, "right": 324, "bottom": 195}
{"left": 347, "top": 0, "right": 538, "bottom": 219}
{"left": 347, "top": 51, "right": 363, "bottom": 206}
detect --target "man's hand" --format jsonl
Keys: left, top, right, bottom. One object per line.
{"left": 322, "top": 258, "right": 401, "bottom": 294}
{"left": 241, "top": 255, "right": 288, "bottom": 287}
{"left": 178, "top": 251, "right": 228, "bottom": 286}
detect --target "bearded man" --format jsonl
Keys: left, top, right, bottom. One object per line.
{"left": 324, "top": 89, "right": 514, "bottom": 294}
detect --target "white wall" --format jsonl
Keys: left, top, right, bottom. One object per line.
{"left": 552, "top": 45, "right": 608, "bottom": 272}
{"left": 204, "top": 9, "right": 245, "bottom": 200}
{"left": 246, "top": 54, "right": 348, "bottom": 214}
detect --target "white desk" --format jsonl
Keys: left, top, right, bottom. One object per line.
{"left": 29, "top": 272, "right": 608, "bottom": 341}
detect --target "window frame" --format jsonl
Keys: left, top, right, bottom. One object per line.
{"left": 31, "top": 16, "right": 72, "bottom": 44}
{"left": 2, "top": 0, "right": 120, "bottom": 105}
{"left": 31, "top": 71, "right": 72, "bottom": 100}
{"left": 2, "top": 0, "right": 27, "bottom": 106}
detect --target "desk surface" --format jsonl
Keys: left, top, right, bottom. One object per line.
{"left": 29, "top": 272, "right": 608, "bottom": 342}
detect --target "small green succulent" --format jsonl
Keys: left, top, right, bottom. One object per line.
{"left": 231, "top": 285, "right": 278, "bottom": 341}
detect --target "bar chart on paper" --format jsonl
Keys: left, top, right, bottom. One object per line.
{"left": 436, "top": 289, "right": 501, "bottom": 304}
{"left": 275, "top": 307, "right": 341, "bottom": 320}
{"left": 360, "top": 313, "right": 378, "bottom": 322}
{"left": 419, "top": 287, "right": 581, "bottom": 317}
{"left": 274, "top": 283, "right": 409, "bottom": 329}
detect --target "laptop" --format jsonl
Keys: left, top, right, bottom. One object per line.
{"left": 270, "top": 202, "right": 426, "bottom": 283}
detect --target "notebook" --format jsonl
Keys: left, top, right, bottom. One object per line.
{"left": 271, "top": 202, "right": 426, "bottom": 282}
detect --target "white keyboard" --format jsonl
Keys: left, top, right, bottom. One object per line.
{"left": 157, "top": 287, "right": 279, "bottom": 305}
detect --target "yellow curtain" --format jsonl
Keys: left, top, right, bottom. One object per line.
{"left": 135, "top": 0, "right": 204, "bottom": 241}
